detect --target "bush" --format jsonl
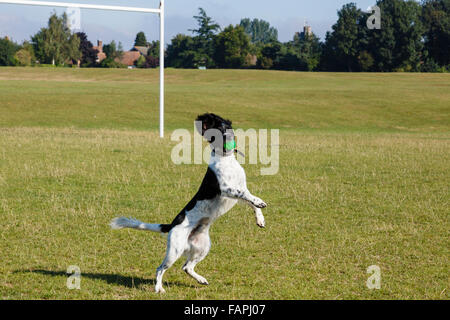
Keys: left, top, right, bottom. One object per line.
{"left": 257, "top": 56, "right": 273, "bottom": 69}
{"left": 214, "top": 25, "right": 251, "bottom": 68}
{"left": 98, "top": 57, "right": 127, "bottom": 68}
{"left": 0, "top": 37, "right": 19, "bottom": 66}
{"left": 135, "top": 55, "right": 159, "bottom": 68}
{"left": 421, "top": 58, "right": 447, "bottom": 73}
{"left": 14, "top": 49, "right": 33, "bottom": 66}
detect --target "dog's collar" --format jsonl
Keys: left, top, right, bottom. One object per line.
{"left": 224, "top": 140, "right": 244, "bottom": 157}
{"left": 224, "top": 140, "right": 236, "bottom": 152}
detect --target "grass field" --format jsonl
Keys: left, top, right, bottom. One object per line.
{"left": 0, "top": 67, "right": 448, "bottom": 300}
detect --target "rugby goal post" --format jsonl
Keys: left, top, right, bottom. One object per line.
{"left": 0, "top": 0, "right": 166, "bottom": 138}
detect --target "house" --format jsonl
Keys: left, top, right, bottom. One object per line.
{"left": 92, "top": 41, "right": 148, "bottom": 67}
{"left": 132, "top": 45, "right": 150, "bottom": 57}
{"left": 92, "top": 40, "right": 106, "bottom": 63}
{"left": 118, "top": 51, "right": 141, "bottom": 67}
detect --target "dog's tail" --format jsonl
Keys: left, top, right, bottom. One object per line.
{"left": 109, "top": 217, "right": 170, "bottom": 233}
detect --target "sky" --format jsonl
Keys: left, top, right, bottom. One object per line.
{"left": 0, "top": 0, "right": 378, "bottom": 49}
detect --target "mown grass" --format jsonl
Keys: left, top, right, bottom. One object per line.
{"left": 0, "top": 67, "right": 449, "bottom": 300}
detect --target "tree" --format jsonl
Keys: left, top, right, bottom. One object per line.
{"left": 14, "top": 48, "right": 32, "bottom": 66}
{"left": 190, "top": 8, "right": 221, "bottom": 41}
{"left": 0, "top": 37, "right": 20, "bottom": 66}
{"left": 421, "top": 0, "right": 450, "bottom": 68}
{"left": 31, "top": 12, "right": 81, "bottom": 65}
{"left": 166, "top": 34, "right": 200, "bottom": 68}
{"left": 290, "top": 31, "right": 322, "bottom": 71}
{"left": 190, "top": 8, "right": 221, "bottom": 67}
{"left": 147, "top": 40, "right": 160, "bottom": 58}
{"left": 100, "top": 40, "right": 126, "bottom": 68}
{"left": 214, "top": 25, "right": 251, "bottom": 68}
{"left": 257, "top": 41, "right": 282, "bottom": 69}
{"left": 321, "top": 3, "right": 366, "bottom": 71}
{"left": 240, "top": 18, "right": 278, "bottom": 44}
{"left": 134, "top": 31, "right": 148, "bottom": 47}
{"left": 368, "top": 0, "right": 424, "bottom": 72}
{"left": 103, "top": 40, "right": 124, "bottom": 60}
{"left": 75, "top": 32, "right": 98, "bottom": 67}
{"left": 135, "top": 55, "right": 146, "bottom": 68}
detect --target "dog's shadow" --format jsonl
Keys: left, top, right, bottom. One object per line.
{"left": 15, "top": 269, "right": 195, "bottom": 290}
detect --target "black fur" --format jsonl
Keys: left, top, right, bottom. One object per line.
{"left": 196, "top": 113, "right": 233, "bottom": 136}
{"left": 160, "top": 167, "right": 221, "bottom": 233}
{"left": 196, "top": 113, "right": 235, "bottom": 156}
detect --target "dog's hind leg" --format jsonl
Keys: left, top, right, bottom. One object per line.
{"left": 182, "top": 229, "right": 211, "bottom": 285}
{"left": 155, "top": 226, "right": 189, "bottom": 293}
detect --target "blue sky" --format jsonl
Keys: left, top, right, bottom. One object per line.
{"left": 0, "top": 0, "right": 377, "bottom": 49}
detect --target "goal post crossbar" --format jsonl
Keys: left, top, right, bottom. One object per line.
{"left": 0, "top": 0, "right": 161, "bottom": 13}
{"left": 0, "top": 0, "right": 166, "bottom": 138}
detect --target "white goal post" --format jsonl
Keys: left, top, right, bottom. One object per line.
{"left": 0, "top": 0, "right": 166, "bottom": 138}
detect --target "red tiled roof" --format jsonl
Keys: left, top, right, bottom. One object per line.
{"left": 117, "top": 51, "right": 141, "bottom": 66}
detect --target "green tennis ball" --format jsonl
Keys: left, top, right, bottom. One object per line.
{"left": 224, "top": 140, "right": 236, "bottom": 151}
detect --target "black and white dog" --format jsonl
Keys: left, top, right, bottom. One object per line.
{"left": 110, "top": 113, "right": 267, "bottom": 293}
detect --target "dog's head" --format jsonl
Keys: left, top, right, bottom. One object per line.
{"left": 196, "top": 113, "right": 235, "bottom": 156}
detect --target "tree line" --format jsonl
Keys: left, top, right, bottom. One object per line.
{"left": 0, "top": 0, "right": 448, "bottom": 72}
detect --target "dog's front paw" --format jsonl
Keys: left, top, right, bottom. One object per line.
{"left": 253, "top": 198, "right": 267, "bottom": 209}
{"left": 197, "top": 276, "right": 209, "bottom": 285}
{"left": 256, "top": 217, "right": 265, "bottom": 228}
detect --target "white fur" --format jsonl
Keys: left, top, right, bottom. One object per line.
{"left": 111, "top": 151, "right": 266, "bottom": 294}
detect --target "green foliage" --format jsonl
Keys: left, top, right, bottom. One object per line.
{"left": 214, "top": 25, "right": 251, "bottom": 68}
{"left": 135, "top": 55, "right": 146, "bottom": 68}
{"left": 31, "top": 12, "right": 81, "bottom": 66}
{"left": 421, "top": 0, "right": 450, "bottom": 67}
{"left": 76, "top": 32, "right": 98, "bottom": 67}
{"left": 190, "top": 8, "right": 221, "bottom": 41}
{"left": 102, "top": 40, "right": 124, "bottom": 60}
{"left": 240, "top": 18, "right": 278, "bottom": 44}
{"left": 290, "top": 32, "right": 322, "bottom": 71}
{"left": 98, "top": 57, "right": 126, "bottom": 68}
{"left": 358, "top": 50, "right": 375, "bottom": 71}
{"left": 368, "top": 0, "right": 424, "bottom": 72}
{"left": 190, "top": 8, "right": 220, "bottom": 68}
{"left": 135, "top": 54, "right": 159, "bottom": 69}
{"left": 256, "top": 33, "right": 321, "bottom": 72}
{"left": 321, "top": 3, "right": 366, "bottom": 71}
{"left": 166, "top": 34, "right": 199, "bottom": 68}
{"left": 14, "top": 48, "right": 33, "bottom": 66}
{"left": 257, "top": 41, "right": 281, "bottom": 69}
{"left": 134, "top": 31, "right": 148, "bottom": 47}
{"left": 147, "top": 40, "right": 160, "bottom": 58}
{"left": 0, "top": 37, "right": 20, "bottom": 66}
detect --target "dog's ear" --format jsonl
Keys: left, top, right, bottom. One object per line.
{"left": 196, "top": 113, "right": 233, "bottom": 137}
{"left": 196, "top": 113, "right": 216, "bottom": 136}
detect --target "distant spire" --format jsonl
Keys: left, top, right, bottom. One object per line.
{"left": 303, "top": 21, "right": 312, "bottom": 37}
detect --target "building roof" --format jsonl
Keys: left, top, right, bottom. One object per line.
{"left": 117, "top": 51, "right": 142, "bottom": 66}
{"left": 132, "top": 46, "right": 149, "bottom": 56}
